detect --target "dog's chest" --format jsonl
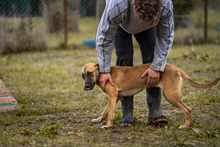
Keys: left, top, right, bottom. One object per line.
{"left": 118, "top": 88, "right": 145, "bottom": 97}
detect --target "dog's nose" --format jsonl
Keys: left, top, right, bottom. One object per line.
{"left": 85, "top": 84, "right": 90, "bottom": 88}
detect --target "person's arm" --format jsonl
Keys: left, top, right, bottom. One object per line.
{"left": 96, "top": 1, "right": 128, "bottom": 73}
{"left": 149, "top": 2, "right": 174, "bottom": 72}
{"left": 141, "top": 1, "right": 174, "bottom": 87}
{"left": 96, "top": 1, "right": 128, "bottom": 91}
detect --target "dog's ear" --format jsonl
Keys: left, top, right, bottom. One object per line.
{"left": 94, "top": 62, "right": 99, "bottom": 70}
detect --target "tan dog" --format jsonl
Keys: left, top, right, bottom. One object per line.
{"left": 81, "top": 63, "right": 220, "bottom": 129}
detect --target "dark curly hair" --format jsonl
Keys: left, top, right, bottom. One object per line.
{"left": 134, "top": 0, "right": 162, "bottom": 26}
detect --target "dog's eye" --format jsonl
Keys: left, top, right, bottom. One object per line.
{"left": 82, "top": 74, "right": 85, "bottom": 79}
{"left": 88, "top": 72, "right": 93, "bottom": 77}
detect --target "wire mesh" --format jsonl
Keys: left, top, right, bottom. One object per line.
{"left": 173, "top": 0, "right": 220, "bottom": 44}
{"left": 0, "top": 0, "right": 219, "bottom": 53}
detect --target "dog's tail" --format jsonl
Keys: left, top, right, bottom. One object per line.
{"left": 178, "top": 68, "right": 220, "bottom": 88}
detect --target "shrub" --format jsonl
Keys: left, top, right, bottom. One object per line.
{"left": 68, "top": 11, "right": 80, "bottom": 32}
{"left": 42, "top": 0, "right": 63, "bottom": 33}
{"left": 0, "top": 17, "right": 47, "bottom": 54}
{"left": 173, "top": 0, "right": 194, "bottom": 15}
{"left": 42, "top": 0, "right": 79, "bottom": 33}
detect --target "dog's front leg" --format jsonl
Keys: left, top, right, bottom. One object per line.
{"left": 101, "top": 92, "right": 118, "bottom": 129}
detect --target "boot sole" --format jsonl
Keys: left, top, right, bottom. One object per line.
{"left": 119, "top": 123, "right": 134, "bottom": 127}
{"left": 153, "top": 118, "right": 168, "bottom": 124}
{"left": 148, "top": 119, "right": 168, "bottom": 125}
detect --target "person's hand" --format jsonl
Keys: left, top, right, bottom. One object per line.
{"left": 99, "top": 73, "right": 114, "bottom": 92}
{"left": 141, "top": 68, "right": 160, "bottom": 87}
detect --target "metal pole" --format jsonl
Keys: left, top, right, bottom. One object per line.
{"left": 204, "top": 0, "right": 207, "bottom": 42}
{"left": 95, "top": 0, "right": 100, "bottom": 39}
{"left": 64, "top": 0, "right": 68, "bottom": 46}
{"left": 29, "top": 3, "right": 33, "bottom": 34}
{"left": 96, "top": 0, "right": 100, "bottom": 27}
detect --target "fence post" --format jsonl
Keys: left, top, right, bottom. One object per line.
{"left": 64, "top": 0, "right": 68, "bottom": 46}
{"left": 96, "top": 0, "right": 100, "bottom": 27}
{"left": 204, "top": 0, "right": 207, "bottom": 42}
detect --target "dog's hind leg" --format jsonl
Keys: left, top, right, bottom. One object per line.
{"left": 92, "top": 96, "right": 120, "bottom": 124}
{"left": 162, "top": 71, "right": 192, "bottom": 128}
{"left": 91, "top": 103, "right": 109, "bottom": 123}
{"left": 163, "top": 91, "right": 192, "bottom": 128}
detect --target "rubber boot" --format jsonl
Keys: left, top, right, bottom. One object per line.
{"left": 119, "top": 96, "right": 134, "bottom": 126}
{"left": 147, "top": 87, "right": 168, "bottom": 125}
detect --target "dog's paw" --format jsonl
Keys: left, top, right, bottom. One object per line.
{"left": 101, "top": 124, "right": 111, "bottom": 129}
{"left": 91, "top": 118, "right": 101, "bottom": 123}
{"left": 179, "top": 125, "right": 186, "bottom": 129}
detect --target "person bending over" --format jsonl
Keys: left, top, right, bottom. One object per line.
{"left": 96, "top": 0, "right": 174, "bottom": 126}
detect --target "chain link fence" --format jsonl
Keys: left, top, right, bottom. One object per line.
{"left": 0, "top": 0, "right": 219, "bottom": 53}
{"left": 173, "top": 0, "right": 220, "bottom": 44}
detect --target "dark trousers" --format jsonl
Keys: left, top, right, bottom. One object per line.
{"left": 114, "top": 26, "right": 156, "bottom": 66}
{"left": 114, "top": 26, "right": 156, "bottom": 123}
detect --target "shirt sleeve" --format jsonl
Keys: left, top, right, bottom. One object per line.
{"left": 96, "top": 1, "right": 128, "bottom": 73}
{"left": 150, "top": 4, "right": 174, "bottom": 72}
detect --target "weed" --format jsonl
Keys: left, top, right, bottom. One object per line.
{"left": 36, "top": 125, "right": 59, "bottom": 139}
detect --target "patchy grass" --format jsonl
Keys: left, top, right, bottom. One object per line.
{"left": 0, "top": 43, "right": 219, "bottom": 146}
{"left": 0, "top": 13, "right": 220, "bottom": 146}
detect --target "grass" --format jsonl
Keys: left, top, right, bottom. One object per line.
{"left": 0, "top": 43, "right": 219, "bottom": 146}
{"left": 0, "top": 14, "right": 220, "bottom": 146}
